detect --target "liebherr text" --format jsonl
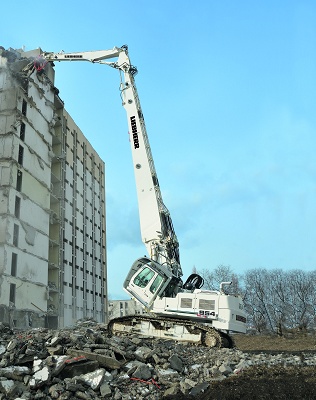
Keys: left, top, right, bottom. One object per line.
{"left": 130, "top": 116, "right": 140, "bottom": 149}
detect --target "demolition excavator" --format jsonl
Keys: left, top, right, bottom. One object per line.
{"left": 34, "top": 46, "right": 247, "bottom": 347}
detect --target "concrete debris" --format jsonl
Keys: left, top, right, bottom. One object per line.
{"left": 0, "top": 319, "right": 315, "bottom": 399}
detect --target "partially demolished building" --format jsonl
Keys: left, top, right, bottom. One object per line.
{"left": 0, "top": 47, "right": 107, "bottom": 329}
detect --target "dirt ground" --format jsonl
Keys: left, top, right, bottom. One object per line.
{"left": 234, "top": 332, "right": 316, "bottom": 352}
{"left": 166, "top": 332, "right": 316, "bottom": 400}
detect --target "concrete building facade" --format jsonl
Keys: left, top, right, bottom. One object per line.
{"left": 108, "top": 299, "right": 146, "bottom": 320}
{"left": 0, "top": 47, "right": 107, "bottom": 329}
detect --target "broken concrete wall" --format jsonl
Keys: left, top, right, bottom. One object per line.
{"left": 0, "top": 274, "right": 47, "bottom": 312}
{"left": 1, "top": 47, "right": 107, "bottom": 329}
{"left": 0, "top": 164, "right": 11, "bottom": 227}
{"left": 21, "top": 47, "right": 55, "bottom": 83}
{"left": 0, "top": 245, "right": 7, "bottom": 274}
{"left": 1, "top": 244, "right": 48, "bottom": 285}
{"left": 0, "top": 49, "right": 54, "bottom": 328}
{"left": 0, "top": 135, "right": 14, "bottom": 158}
{"left": 12, "top": 132, "right": 52, "bottom": 187}
{"left": 0, "top": 59, "right": 17, "bottom": 105}
{"left": 6, "top": 190, "right": 49, "bottom": 234}
{"left": 17, "top": 86, "right": 54, "bottom": 144}
{"left": 13, "top": 164, "right": 50, "bottom": 208}
{"left": 0, "top": 87, "right": 17, "bottom": 116}
{"left": 0, "top": 305, "right": 45, "bottom": 328}
{"left": 2, "top": 217, "right": 50, "bottom": 259}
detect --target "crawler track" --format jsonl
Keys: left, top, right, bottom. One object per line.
{"left": 108, "top": 315, "right": 235, "bottom": 348}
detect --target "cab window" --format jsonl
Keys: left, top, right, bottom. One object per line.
{"left": 133, "top": 267, "right": 155, "bottom": 288}
{"left": 150, "top": 275, "right": 164, "bottom": 294}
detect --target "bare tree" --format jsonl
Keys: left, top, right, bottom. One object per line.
{"left": 197, "top": 265, "right": 316, "bottom": 333}
{"left": 243, "top": 269, "right": 275, "bottom": 332}
{"left": 286, "top": 270, "right": 315, "bottom": 331}
{"left": 244, "top": 268, "right": 316, "bottom": 333}
{"left": 267, "top": 269, "right": 291, "bottom": 335}
{"left": 198, "top": 265, "right": 242, "bottom": 295}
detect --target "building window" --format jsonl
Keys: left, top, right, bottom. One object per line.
{"left": 16, "top": 170, "right": 22, "bottom": 192}
{"left": 11, "top": 253, "right": 17, "bottom": 277}
{"left": 14, "top": 196, "right": 21, "bottom": 218}
{"left": 9, "top": 283, "right": 16, "bottom": 304}
{"left": 20, "top": 123, "right": 25, "bottom": 141}
{"left": 22, "top": 99, "right": 27, "bottom": 116}
{"left": 18, "top": 145, "right": 24, "bottom": 166}
{"left": 13, "top": 224, "right": 19, "bottom": 246}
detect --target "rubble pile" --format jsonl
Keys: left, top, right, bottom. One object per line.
{"left": 0, "top": 320, "right": 316, "bottom": 399}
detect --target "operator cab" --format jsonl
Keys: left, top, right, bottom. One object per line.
{"left": 124, "top": 257, "right": 178, "bottom": 308}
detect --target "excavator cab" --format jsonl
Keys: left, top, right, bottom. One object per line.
{"left": 123, "top": 257, "right": 176, "bottom": 309}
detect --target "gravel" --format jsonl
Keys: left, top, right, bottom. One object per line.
{"left": 0, "top": 320, "right": 315, "bottom": 399}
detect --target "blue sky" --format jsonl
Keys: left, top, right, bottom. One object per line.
{"left": 2, "top": 1, "right": 316, "bottom": 299}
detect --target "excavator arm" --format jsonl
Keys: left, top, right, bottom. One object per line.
{"left": 35, "top": 45, "right": 182, "bottom": 279}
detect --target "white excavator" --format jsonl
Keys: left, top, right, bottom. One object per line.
{"left": 33, "top": 45, "right": 246, "bottom": 347}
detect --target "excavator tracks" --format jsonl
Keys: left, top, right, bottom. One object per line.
{"left": 108, "top": 315, "right": 235, "bottom": 348}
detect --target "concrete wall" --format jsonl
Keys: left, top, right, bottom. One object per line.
{"left": 0, "top": 48, "right": 54, "bottom": 327}
{"left": 0, "top": 47, "right": 107, "bottom": 328}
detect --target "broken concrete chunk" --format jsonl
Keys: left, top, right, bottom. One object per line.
{"left": 65, "top": 382, "right": 86, "bottom": 392}
{"left": 180, "top": 380, "right": 192, "bottom": 394}
{"left": 74, "top": 390, "right": 93, "bottom": 399}
{"left": 67, "top": 348, "right": 123, "bottom": 370}
{"left": 46, "top": 335, "right": 60, "bottom": 346}
{"left": 29, "top": 366, "right": 50, "bottom": 388}
{"left": 46, "top": 344, "right": 64, "bottom": 356}
{"left": 134, "top": 346, "right": 153, "bottom": 362}
{"left": 219, "top": 363, "right": 233, "bottom": 376}
{"left": 64, "top": 355, "right": 87, "bottom": 365}
{"left": 32, "top": 358, "right": 43, "bottom": 373}
{"left": 48, "top": 383, "right": 65, "bottom": 398}
{"left": 156, "top": 367, "right": 179, "bottom": 380}
{"left": 163, "top": 384, "right": 179, "bottom": 396}
{"left": 189, "top": 382, "right": 210, "bottom": 396}
{"left": 124, "top": 360, "right": 144, "bottom": 373}
{"left": 6, "top": 340, "right": 17, "bottom": 351}
{"left": 131, "top": 337, "right": 142, "bottom": 345}
{"left": 132, "top": 364, "right": 152, "bottom": 380}
{"left": 184, "top": 378, "right": 197, "bottom": 388}
{"left": 100, "top": 382, "right": 112, "bottom": 398}
{"left": 60, "top": 360, "right": 99, "bottom": 379}
{"left": 51, "top": 355, "right": 69, "bottom": 376}
{"left": 79, "top": 368, "right": 105, "bottom": 390}
{"left": 190, "top": 363, "right": 202, "bottom": 370}
{"left": 0, "top": 379, "right": 17, "bottom": 396}
{"left": 169, "top": 354, "right": 184, "bottom": 372}
{"left": 0, "top": 366, "right": 30, "bottom": 380}
{"left": 103, "top": 370, "right": 113, "bottom": 382}
{"left": 152, "top": 353, "right": 161, "bottom": 364}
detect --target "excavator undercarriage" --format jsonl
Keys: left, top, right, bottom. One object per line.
{"left": 108, "top": 315, "right": 235, "bottom": 348}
